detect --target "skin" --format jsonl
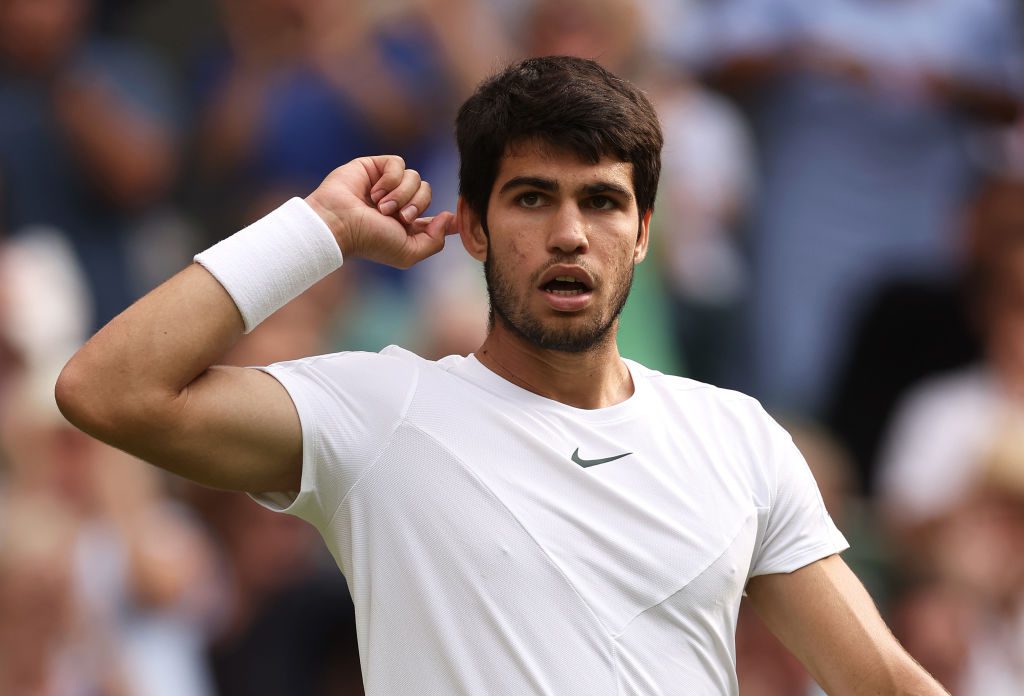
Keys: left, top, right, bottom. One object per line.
{"left": 461, "top": 142, "right": 650, "bottom": 408}
{"left": 56, "top": 151, "right": 946, "bottom": 694}
{"left": 747, "top": 554, "right": 948, "bottom": 695}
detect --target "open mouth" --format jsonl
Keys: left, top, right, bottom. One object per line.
{"left": 542, "top": 276, "right": 591, "bottom": 296}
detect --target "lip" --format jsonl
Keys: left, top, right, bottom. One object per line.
{"left": 537, "top": 264, "right": 595, "bottom": 290}
{"left": 537, "top": 264, "right": 595, "bottom": 312}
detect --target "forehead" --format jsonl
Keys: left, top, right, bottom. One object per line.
{"left": 492, "top": 141, "right": 634, "bottom": 195}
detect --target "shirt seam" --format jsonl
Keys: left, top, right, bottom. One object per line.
{"left": 400, "top": 420, "right": 620, "bottom": 656}
{"left": 748, "top": 539, "right": 848, "bottom": 578}
{"left": 321, "top": 362, "right": 422, "bottom": 532}
{"left": 611, "top": 509, "right": 756, "bottom": 641}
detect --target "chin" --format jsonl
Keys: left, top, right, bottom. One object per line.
{"left": 497, "top": 308, "right": 616, "bottom": 354}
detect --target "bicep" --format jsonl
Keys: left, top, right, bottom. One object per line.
{"left": 745, "top": 555, "right": 946, "bottom": 695}
{"left": 131, "top": 365, "right": 302, "bottom": 493}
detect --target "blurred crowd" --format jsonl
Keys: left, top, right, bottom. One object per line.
{"left": 0, "top": 0, "right": 1023, "bottom": 694}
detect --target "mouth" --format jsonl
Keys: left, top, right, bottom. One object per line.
{"left": 542, "top": 275, "right": 591, "bottom": 296}
{"left": 537, "top": 266, "right": 594, "bottom": 311}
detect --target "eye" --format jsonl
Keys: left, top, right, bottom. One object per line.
{"left": 586, "top": 195, "right": 616, "bottom": 210}
{"left": 517, "top": 192, "right": 545, "bottom": 208}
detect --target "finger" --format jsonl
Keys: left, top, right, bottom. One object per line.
{"left": 408, "top": 211, "right": 456, "bottom": 238}
{"left": 366, "top": 155, "right": 405, "bottom": 204}
{"left": 377, "top": 168, "right": 421, "bottom": 217}
{"left": 405, "top": 211, "right": 455, "bottom": 261}
{"left": 436, "top": 210, "right": 459, "bottom": 236}
{"left": 398, "top": 180, "right": 433, "bottom": 224}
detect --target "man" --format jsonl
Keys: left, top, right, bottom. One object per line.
{"left": 57, "top": 57, "right": 946, "bottom": 694}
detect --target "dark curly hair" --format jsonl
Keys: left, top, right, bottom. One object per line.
{"left": 456, "top": 56, "right": 663, "bottom": 229}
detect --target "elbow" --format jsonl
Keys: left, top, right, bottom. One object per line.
{"left": 55, "top": 357, "right": 91, "bottom": 431}
{"left": 54, "top": 356, "right": 123, "bottom": 440}
{"left": 55, "top": 355, "right": 165, "bottom": 444}
{"left": 56, "top": 360, "right": 193, "bottom": 466}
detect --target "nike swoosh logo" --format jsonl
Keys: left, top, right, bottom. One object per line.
{"left": 571, "top": 448, "right": 632, "bottom": 468}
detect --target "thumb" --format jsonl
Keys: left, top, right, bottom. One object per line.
{"left": 404, "top": 211, "right": 457, "bottom": 262}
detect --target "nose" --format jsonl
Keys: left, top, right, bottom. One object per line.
{"left": 546, "top": 203, "right": 589, "bottom": 255}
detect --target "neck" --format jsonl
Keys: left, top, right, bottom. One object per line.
{"left": 474, "top": 320, "right": 634, "bottom": 409}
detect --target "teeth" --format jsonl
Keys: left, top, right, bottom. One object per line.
{"left": 555, "top": 276, "right": 577, "bottom": 282}
{"left": 546, "top": 289, "right": 583, "bottom": 296}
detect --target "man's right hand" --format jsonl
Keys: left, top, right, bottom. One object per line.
{"left": 305, "top": 155, "right": 457, "bottom": 269}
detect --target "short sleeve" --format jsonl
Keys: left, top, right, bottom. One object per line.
{"left": 749, "top": 418, "right": 848, "bottom": 577}
{"left": 248, "top": 348, "right": 420, "bottom": 530}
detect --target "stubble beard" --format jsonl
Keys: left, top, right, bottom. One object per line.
{"left": 483, "top": 250, "right": 635, "bottom": 354}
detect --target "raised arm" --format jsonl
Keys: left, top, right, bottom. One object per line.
{"left": 55, "top": 155, "right": 456, "bottom": 493}
{"left": 745, "top": 554, "right": 949, "bottom": 695}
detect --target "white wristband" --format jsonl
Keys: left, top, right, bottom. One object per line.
{"left": 194, "top": 197, "right": 343, "bottom": 333}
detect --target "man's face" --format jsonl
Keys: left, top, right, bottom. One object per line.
{"left": 475, "top": 142, "right": 649, "bottom": 353}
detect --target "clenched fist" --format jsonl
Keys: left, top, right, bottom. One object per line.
{"left": 305, "top": 155, "right": 458, "bottom": 269}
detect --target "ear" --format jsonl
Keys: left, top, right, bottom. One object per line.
{"left": 633, "top": 208, "right": 652, "bottom": 264}
{"left": 458, "top": 197, "right": 488, "bottom": 262}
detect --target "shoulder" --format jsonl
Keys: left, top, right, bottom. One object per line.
{"left": 268, "top": 343, "right": 431, "bottom": 374}
{"left": 633, "top": 362, "right": 773, "bottom": 421}
{"left": 631, "top": 362, "right": 787, "bottom": 458}
{"left": 262, "top": 345, "right": 432, "bottom": 407}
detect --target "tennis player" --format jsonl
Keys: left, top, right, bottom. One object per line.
{"left": 57, "top": 56, "right": 947, "bottom": 695}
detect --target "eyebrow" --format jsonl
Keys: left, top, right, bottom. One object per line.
{"left": 498, "top": 176, "right": 633, "bottom": 201}
{"left": 499, "top": 176, "right": 558, "bottom": 195}
{"left": 582, "top": 182, "right": 632, "bottom": 201}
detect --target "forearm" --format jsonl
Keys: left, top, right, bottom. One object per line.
{"left": 813, "top": 638, "right": 948, "bottom": 696}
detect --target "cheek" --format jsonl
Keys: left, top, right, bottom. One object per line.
{"left": 502, "top": 239, "right": 531, "bottom": 269}
{"left": 605, "top": 239, "right": 638, "bottom": 273}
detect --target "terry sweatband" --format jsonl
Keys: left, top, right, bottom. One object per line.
{"left": 194, "top": 197, "right": 343, "bottom": 333}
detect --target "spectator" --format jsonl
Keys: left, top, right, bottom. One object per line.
{"left": 652, "top": 68, "right": 755, "bottom": 387}
{"left": 690, "top": 0, "right": 1023, "bottom": 416}
{"left": 879, "top": 179, "right": 1024, "bottom": 530}
{"left": 190, "top": 0, "right": 453, "bottom": 232}
{"left": 826, "top": 176, "right": 1024, "bottom": 494}
{"left": 0, "top": 230, "right": 218, "bottom": 696}
{"left": 878, "top": 178, "right": 1024, "bottom": 694}
{"left": 0, "top": 0, "right": 181, "bottom": 328}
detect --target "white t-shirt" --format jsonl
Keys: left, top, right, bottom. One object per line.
{"left": 254, "top": 346, "right": 847, "bottom": 695}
